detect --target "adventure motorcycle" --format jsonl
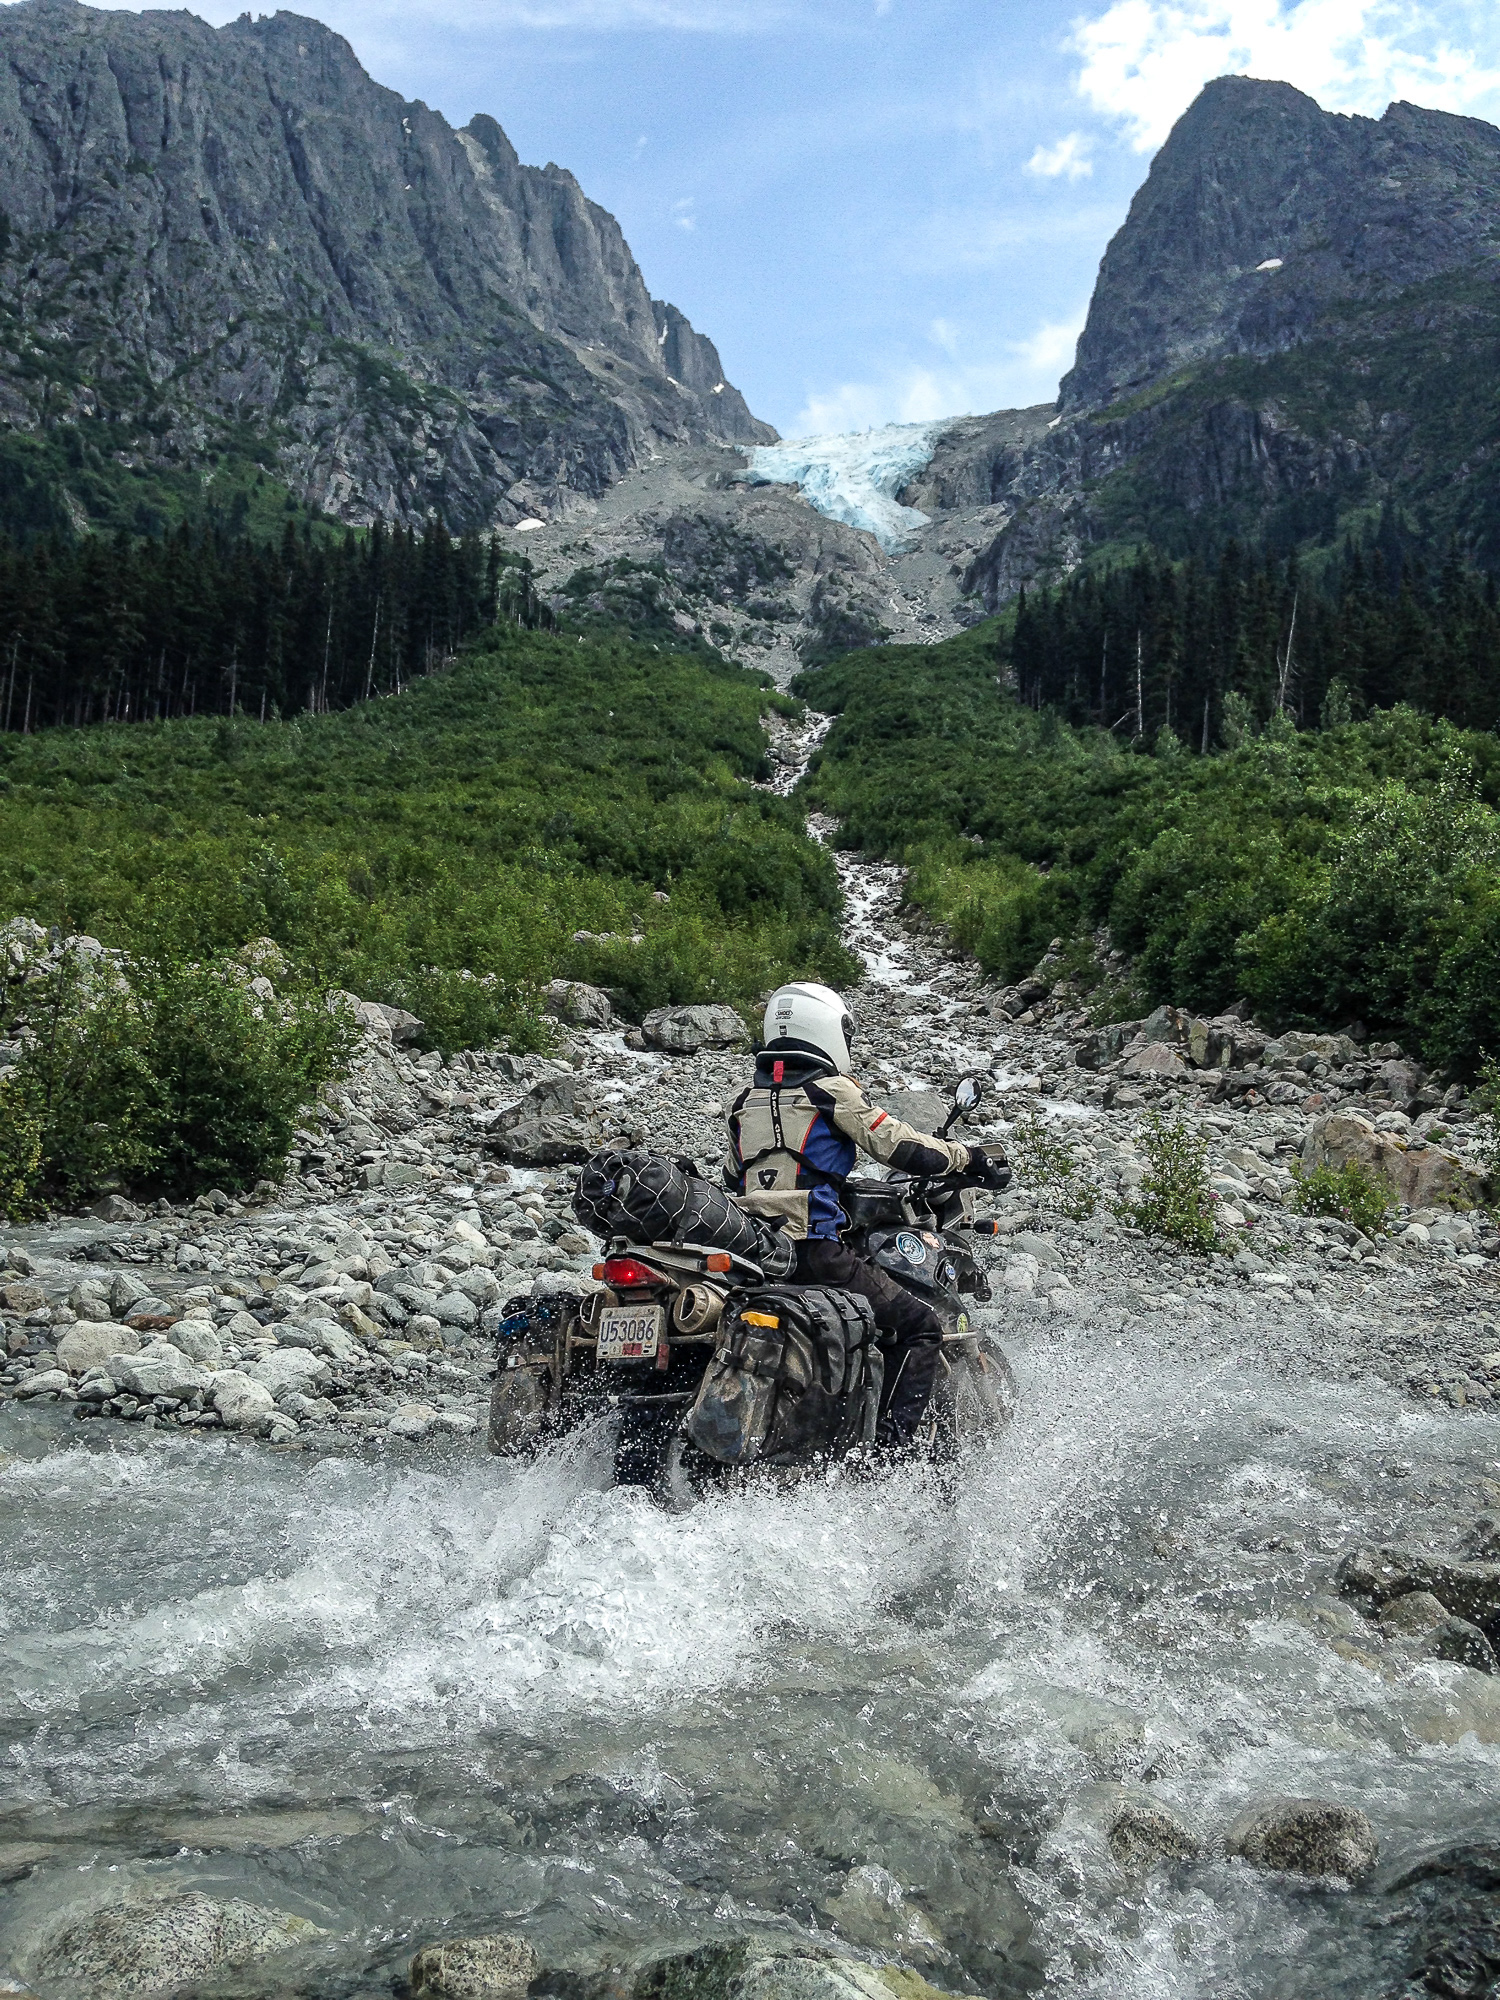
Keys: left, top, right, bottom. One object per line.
{"left": 486, "top": 1075, "right": 1016, "bottom": 1502}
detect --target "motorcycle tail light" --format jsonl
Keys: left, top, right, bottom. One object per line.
{"left": 971, "top": 1220, "right": 1001, "bottom": 1235}
{"left": 704, "top": 1252, "right": 732, "bottom": 1272}
{"left": 602, "top": 1256, "right": 663, "bottom": 1289}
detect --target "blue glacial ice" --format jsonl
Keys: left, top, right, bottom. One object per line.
{"left": 744, "top": 420, "right": 948, "bottom": 553}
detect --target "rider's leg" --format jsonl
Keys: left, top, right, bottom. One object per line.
{"left": 793, "top": 1238, "right": 943, "bottom": 1446}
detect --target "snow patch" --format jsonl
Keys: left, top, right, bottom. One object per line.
{"left": 1256, "top": 257, "right": 1284, "bottom": 272}
{"left": 744, "top": 420, "right": 948, "bottom": 552}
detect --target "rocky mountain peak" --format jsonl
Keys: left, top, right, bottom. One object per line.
{"left": 1059, "top": 76, "right": 1500, "bottom": 412}
{"left": 0, "top": 0, "right": 772, "bottom": 529}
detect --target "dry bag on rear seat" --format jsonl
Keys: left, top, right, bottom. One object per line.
{"left": 574, "top": 1149, "right": 795, "bottom": 1278}
{"left": 684, "top": 1286, "right": 881, "bottom": 1465}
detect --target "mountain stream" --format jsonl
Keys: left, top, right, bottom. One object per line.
{"left": 2, "top": 716, "right": 1499, "bottom": 2000}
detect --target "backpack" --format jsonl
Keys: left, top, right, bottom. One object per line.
{"left": 685, "top": 1286, "right": 882, "bottom": 1466}
{"left": 574, "top": 1149, "right": 795, "bottom": 1279}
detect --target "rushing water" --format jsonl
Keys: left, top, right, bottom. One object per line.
{"left": 4, "top": 1331, "right": 1500, "bottom": 1998}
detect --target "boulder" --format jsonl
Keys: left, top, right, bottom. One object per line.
{"left": 488, "top": 1074, "right": 601, "bottom": 1166}
{"left": 1301, "top": 1111, "right": 1485, "bottom": 1210}
{"left": 279, "top": 1316, "right": 363, "bottom": 1364}
{"left": 642, "top": 1003, "right": 748, "bottom": 1054}
{"left": 212, "top": 1371, "right": 278, "bottom": 1431}
{"left": 107, "top": 1343, "right": 211, "bottom": 1400}
{"left": 33, "top": 1889, "right": 319, "bottom": 1996}
{"left": 432, "top": 1291, "right": 479, "bottom": 1328}
{"left": 1224, "top": 1796, "right": 1378, "bottom": 1879}
{"left": 409, "top": 1932, "right": 539, "bottom": 1999}
{"left": 57, "top": 1320, "right": 140, "bottom": 1376}
{"left": 367, "top": 1000, "right": 424, "bottom": 1043}
{"left": 873, "top": 1088, "right": 948, "bottom": 1134}
{"left": 544, "top": 979, "right": 613, "bottom": 1028}
{"left": 169, "top": 1319, "right": 225, "bottom": 1369}
{"left": 245, "top": 1349, "right": 330, "bottom": 1396}
{"left": 17, "top": 1367, "right": 68, "bottom": 1397}
{"left": 1121, "top": 1043, "right": 1189, "bottom": 1081}
{"left": 87, "top": 1193, "right": 142, "bottom": 1223}
{"left": 1065, "top": 1781, "right": 1200, "bottom": 1870}
{"left": 0, "top": 1278, "right": 46, "bottom": 1313}
{"left": 108, "top": 1271, "right": 152, "bottom": 1317}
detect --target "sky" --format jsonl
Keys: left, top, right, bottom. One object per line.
{"left": 88, "top": 0, "right": 1500, "bottom": 437}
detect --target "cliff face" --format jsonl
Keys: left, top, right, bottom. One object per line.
{"left": 940, "top": 79, "right": 1500, "bottom": 608}
{"left": 0, "top": 0, "right": 772, "bottom": 529}
{"left": 1060, "top": 77, "right": 1500, "bottom": 412}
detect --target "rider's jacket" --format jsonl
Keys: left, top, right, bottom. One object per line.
{"left": 724, "top": 1049, "right": 972, "bottom": 1239}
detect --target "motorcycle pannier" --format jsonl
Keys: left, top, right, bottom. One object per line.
{"left": 685, "top": 1286, "right": 882, "bottom": 1465}
{"left": 574, "top": 1149, "right": 795, "bottom": 1278}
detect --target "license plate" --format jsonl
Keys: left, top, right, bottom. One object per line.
{"left": 597, "top": 1303, "right": 665, "bottom": 1364}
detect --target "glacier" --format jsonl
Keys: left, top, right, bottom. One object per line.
{"left": 744, "top": 420, "right": 948, "bottom": 552}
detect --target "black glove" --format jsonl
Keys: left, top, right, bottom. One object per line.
{"left": 966, "top": 1145, "right": 1012, "bottom": 1191}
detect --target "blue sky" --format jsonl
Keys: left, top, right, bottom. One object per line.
{"left": 105, "top": 0, "right": 1500, "bottom": 436}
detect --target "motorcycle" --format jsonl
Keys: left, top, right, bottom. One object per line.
{"left": 486, "top": 1075, "right": 1016, "bottom": 1501}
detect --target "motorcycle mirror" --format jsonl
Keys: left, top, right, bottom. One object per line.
{"left": 955, "top": 1075, "right": 985, "bottom": 1115}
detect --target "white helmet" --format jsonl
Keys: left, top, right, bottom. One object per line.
{"left": 763, "top": 982, "right": 855, "bottom": 1075}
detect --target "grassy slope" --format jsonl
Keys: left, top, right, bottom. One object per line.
{"left": 796, "top": 626, "right": 1500, "bottom": 1072}
{"left": 0, "top": 625, "right": 855, "bottom": 1048}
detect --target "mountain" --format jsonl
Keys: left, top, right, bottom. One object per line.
{"left": 939, "top": 79, "right": 1500, "bottom": 608}
{"left": 0, "top": 0, "right": 772, "bottom": 535}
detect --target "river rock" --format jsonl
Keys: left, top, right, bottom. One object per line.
{"left": 1301, "top": 1111, "right": 1484, "bottom": 1210}
{"left": 605, "top": 1940, "right": 959, "bottom": 2000}
{"left": 108, "top": 1271, "right": 153, "bottom": 1317}
{"left": 168, "top": 1319, "right": 225, "bottom": 1369}
{"left": 1061, "top": 1781, "right": 1200, "bottom": 1873}
{"left": 212, "top": 1371, "right": 277, "bottom": 1430}
{"left": 409, "top": 1931, "right": 539, "bottom": 1998}
{"left": 544, "top": 980, "right": 613, "bottom": 1028}
{"left": 1122, "top": 1043, "right": 1190, "bottom": 1081}
{"left": 56, "top": 1320, "right": 140, "bottom": 1376}
{"left": 279, "top": 1316, "right": 363, "bottom": 1364}
{"left": 0, "top": 1278, "right": 45, "bottom": 1313}
{"left": 488, "top": 1074, "right": 602, "bottom": 1166}
{"left": 1224, "top": 1796, "right": 1378, "bottom": 1879}
{"left": 641, "top": 1003, "right": 748, "bottom": 1054}
{"left": 16, "top": 1367, "right": 68, "bottom": 1398}
{"left": 107, "top": 1343, "right": 210, "bottom": 1400}
{"left": 33, "top": 1888, "right": 319, "bottom": 1995}
{"left": 245, "top": 1349, "right": 330, "bottom": 1396}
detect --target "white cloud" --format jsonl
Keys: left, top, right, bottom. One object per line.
{"left": 790, "top": 309, "right": 1088, "bottom": 434}
{"left": 1025, "top": 131, "right": 1094, "bottom": 179}
{"left": 1072, "top": 0, "right": 1500, "bottom": 152}
{"left": 672, "top": 196, "right": 697, "bottom": 231}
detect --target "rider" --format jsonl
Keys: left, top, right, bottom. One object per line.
{"left": 724, "top": 981, "right": 1009, "bottom": 1447}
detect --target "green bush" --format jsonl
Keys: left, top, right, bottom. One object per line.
{"left": 1289, "top": 1160, "right": 1393, "bottom": 1238}
{"left": 0, "top": 947, "right": 358, "bottom": 1215}
{"left": 1007, "top": 1110, "right": 1097, "bottom": 1219}
{"left": 1116, "top": 1113, "right": 1219, "bottom": 1254}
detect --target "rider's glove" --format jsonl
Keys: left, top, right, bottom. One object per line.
{"left": 966, "top": 1145, "right": 1012, "bottom": 1191}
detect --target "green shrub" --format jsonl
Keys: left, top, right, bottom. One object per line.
{"left": 0, "top": 946, "right": 358, "bottom": 1208}
{"left": 1116, "top": 1112, "right": 1219, "bottom": 1254}
{"left": 1008, "top": 1110, "right": 1097, "bottom": 1219}
{"left": 1289, "top": 1159, "right": 1393, "bottom": 1237}
{"left": 1473, "top": 1055, "right": 1500, "bottom": 1189}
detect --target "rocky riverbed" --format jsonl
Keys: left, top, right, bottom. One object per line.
{"left": 3, "top": 724, "right": 1500, "bottom": 1999}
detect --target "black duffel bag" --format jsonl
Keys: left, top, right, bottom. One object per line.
{"left": 685, "top": 1285, "right": 882, "bottom": 1465}
{"left": 575, "top": 1149, "right": 794, "bottom": 1278}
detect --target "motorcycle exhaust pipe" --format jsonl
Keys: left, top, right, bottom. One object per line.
{"left": 672, "top": 1284, "right": 724, "bottom": 1336}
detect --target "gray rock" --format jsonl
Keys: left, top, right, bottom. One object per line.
{"left": 488, "top": 1074, "right": 602, "bottom": 1166}
{"left": 1224, "top": 1795, "right": 1378, "bottom": 1879}
{"left": 642, "top": 1004, "right": 749, "bottom": 1054}
{"left": 168, "top": 1319, "right": 225, "bottom": 1369}
{"left": 279, "top": 1316, "right": 363, "bottom": 1365}
{"left": 34, "top": 1889, "right": 319, "bottom": 1995}
{"left": 108, "top": 1271, "right": 153, "bottom": 1317}
{"left": 16, "top": 1367, "right": 68, "bottom": 1398}
{"left": 544, "top": 980, "right": 613, "bottom": 1028}
{"left": 1378, "top": 1590, "right": 1447, "bottom": 1634}
{"left": 56, "top": 1320, "right": 140, "bottom": 1377}
{"left": 87, "top": 1194, "right": 142, "bottom": 1223}
{"left": 872, "top": 1089, "right": 947, "bottom": 1135}
{"left": 409, "top": 1933, "right": 539, "bottom": 2000}
{"left": 432, "top": 1292, "right": 479, "bottom": 1328}
{"left": 212, "top": 1372, "right": 278, "bottom": 1431}
{"left": 108, "top": 1344, "right": 210, "bottom": 1401}
{"left": 245, "top": 1349, "right": 330, "bottom": 1396}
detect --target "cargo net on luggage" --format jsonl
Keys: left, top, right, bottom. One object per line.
{"left": 574, "top": 1149, "right": 795, "bottom": 1279}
